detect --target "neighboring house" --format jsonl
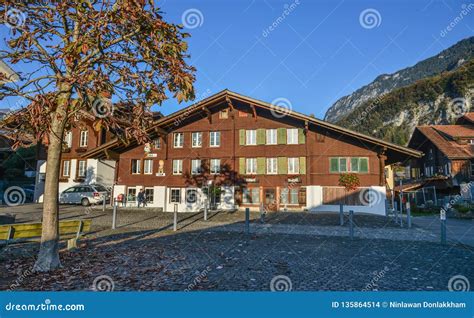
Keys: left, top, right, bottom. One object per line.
{"left": 82, "top": 90, "right": 421, "bottom": 215}
{"left": 407, "top": 114, "right": 474, "bottom": 194}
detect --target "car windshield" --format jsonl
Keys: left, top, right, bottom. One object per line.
{"left": 93, "top": 185, "right": 108, "bottom": 192}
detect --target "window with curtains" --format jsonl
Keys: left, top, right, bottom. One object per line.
{"left": 287, "top": 128, "right": 298, "bottom": 144}
{"left": 210, "top": 159, "right": 220, "bottom": 174}
{"left": 62, "top": 160, "right": 70, "bottom": 177}
{"left": 131, "top": 159, "right": 141, "bottom": 174}
{"left": 246, "top": 130, "right": 257, "bottom": 145}
{"left": 288, "top": 157, "right": 300, "bottom": 174}
{"left": 330, "top": 157, "right": 369, "bottom": 173}
{"left": 266, "top": 158, "right": 278, "bottom": 174}
{"left": 64, "top": 131, "right": 72, "bottom": 148}
{"left": 266, "top": 129, "right": 277, "bottom": 145}
{"left": 191, "top": 159, "right": 202, "bottom": 175}
{"left": 210, "top": 131, "right": 220, "bottom": 147}
{"left": 246, "top": 158, "right": 257, "bottom": 174}
{"left": 173, "top": 160, "right": 183, "bottom": 175}
{"left": 143, "top": 159, "right": 153, "bottom": 174}
{"left": 174, "top": 132, "right": 184, "bottom": 148}
{"left": 79, "top": 130, "right": 88, "bottom": 147}
{"left": 191, "top": 132, "right": 202, "bottom": 148}
{"left": 77, "top": 160, "right": 87, "bottom": 177}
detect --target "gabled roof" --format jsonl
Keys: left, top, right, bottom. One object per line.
{"left": 81, "top": 89, "right": 423, "bottom": 161}
{"left": 415, "top": 126, "right": 474, "bottom": 159}
{"left": 432, "top": 125, "right": 474, "bottom": 139}
{"left": 456, "top": 113, "right": 474, "bottom": 125}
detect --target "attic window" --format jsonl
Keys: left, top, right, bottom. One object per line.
{"left": 238, "top": 110, "right": 248, "bottom": 117}
{"left": 219, "top": 109, "right": 229, "bottom": 119}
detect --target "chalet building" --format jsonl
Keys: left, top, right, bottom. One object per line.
{"left": 82, "top": 90, "right": 421, "bottom": 214}
{"left": 34, "top": 112, "right": 163, "bottom": 202}
{"left": 407, "top": 114, "right": 474, "bottom": 193}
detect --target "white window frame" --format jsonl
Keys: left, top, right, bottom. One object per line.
{"left": 144, "top": 159, "right": 153, "bottom": 175}
{"left": 266, "top": 158, "right": 278, "bottom": 174}
{"left": 173, "top": 159, "right": 183, "bottom": 175}
{"left": 78, "top": 160, "right": 87, "bottom": 177}
{"left": 287, "top": 128, "right": 298, "bottom": 145}
{"left": 131, "top": 159, "right": 141, "bottom": 174}
{"left": 153, "top": 138, "right": 161, "bottom": 149}
{"left": 174, "top": 132, "right": 184, "bottom": 148}
{"left": 79, "top": 130, "right": 88, "bottom": 147}
{"left": 288, "top": 157, "right": 300, "bottom": 174}
{"left": 191, "top": 132, "right": 202, "bottom": 148}
{"left": 62, "top": 160, "right": 70, "bottom": 177}
{"left": 266, "top": 129, "right": 277, "bottom": 145}
{"left": 246, "top": 158, "right": 257, "bottom": 175}
{"left": 210, "top": 159, "right": 221, "bottom": 174}
{"left": 191, "top": 159, "right": 202, "bottom": 175}
{"left": 246, "top": 130, "right": 257, "bottom": 145}
{"left": 64, "top": 131, "right": 72, "bottom": 148}
{"left": 210, "top": 131, "right": 220, "bottom": 147}
{"left": 170, "top": 188, "right": 181, "bottom": 203}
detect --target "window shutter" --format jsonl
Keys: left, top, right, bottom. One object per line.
{"left": 298, "top": 128, "right": 306, "bottom": 144}
{"left": 239, "top": 158, "right": 245, "bottom": 174}
{"left": 239, "top": 129, "right": 245, "bottom": 145}
{"left": 257, "top": 129, "right": 265, "bottom": 145}
{"left": 299, "top": 157, "right": 306, "bottom": 174}
{"left": 278, "top": 157, "right": 288, "bottom": 174}
{"left": 277, "top": 128, "right": 287, "bottom": 144}
{"left": 330, "top": 158, "right": 339, "bottom": 172}
{"left": 257, "top": 157, "right": 265, "bottom": 174}
{"left": 359, "top": 158, "right": 369, "bottom": 173}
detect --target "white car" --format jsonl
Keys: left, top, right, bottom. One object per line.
{"left": 59, "top": 184, "right": 110, "bottom": 206}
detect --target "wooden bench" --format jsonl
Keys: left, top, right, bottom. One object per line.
{"left": 0, "top": 219, "right": 92, "bottom": 250}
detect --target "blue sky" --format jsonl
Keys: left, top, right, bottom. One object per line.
{"left": 1, "top": 0, "right": 472, "bottom": 119}
{"left": 157, "top": 0, "right": 473, "bottom": 118}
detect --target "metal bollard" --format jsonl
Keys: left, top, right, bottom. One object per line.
{"left": 102, "top": 195, "right": 106, "bottom": 212}
{"left": 173, "top": 204, "right": 178, "bottom": 231}
{"left": 406, "top": 202, "right": 411, "bottom": 228}
{"left": 339, "top": 204, "right": 344, "bottom": 226}
{"left": 440, "top": 209, "right": 446, "bottom": 244}
{"left": 349, "top": 210, "right": 354, "bottom": 239}
{"left": 204, "top": 201, "right": 208, "bottom": 221}
{"left": 245, "top": 207, "right": 250, "bottom": 234}
{"left": 112, "top": 199, "right": 117, "bottom": 229}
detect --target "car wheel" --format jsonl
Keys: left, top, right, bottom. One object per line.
{"left": 81, "top": 198, "right": 90, "bottom": 206}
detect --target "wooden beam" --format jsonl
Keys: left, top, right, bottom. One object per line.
{"left": 153, "top": 126, "right": 168, "bottom": 136}
{"left": 304, "top": 120, "right": 309, "bottom": 134}
{"left": 250, "top": 103, "right": 257, "bottom": 120}
{"left": 225, "top": 96, "right": 234, "bottom": 111}
{"left": 104, "top": 149, "right": 120, "bottom": 161}
{"left": 203, "top": 106, "right": 212, "bottom": 124}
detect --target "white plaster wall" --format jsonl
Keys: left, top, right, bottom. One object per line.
{"left": 96, "top": 160, "right": 116, "bottom": 187}
{"left": 217, "top": 186, "right": 235, "bottom": 211}
{"left": 306, "top": 186, "right": 387, "bottom": 216}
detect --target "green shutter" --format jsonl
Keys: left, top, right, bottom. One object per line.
{"left": 330, "top": 158, "right": 339, "bottom": 173}
{"left": 359, "top": 158, "right": 369, "bottom": 173}
{"left": 257, "top": 129, "right": 266, "bottom": 145}
{"left": 299, "top": 157, "right": 306, "bottom": 174}
{"left": 298, "top": 128, "right": 306, "bottom": 144}
{"left": 257, "top": 157, "right": 265, "bottom": 174}
{"left": 239, "top": 129, "right": 245, "bottom": 145}
{"left": 239, "top": 158, "right": 245, "bottom": 174}
{"left": 277, "top": 128, "right": 287, "bottom": 144}
{"left": 278, "top": 157, "right": 288, "bottom": 174}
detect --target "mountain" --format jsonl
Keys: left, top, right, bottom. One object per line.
{"left": 324, "top": 36, "right": 474, "bottom": 123}
{"left": 336, "top": 59, "right": 474, "bottom": 145}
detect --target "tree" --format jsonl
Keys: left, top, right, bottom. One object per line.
{"left": 0, "top": 0, "right": 195, "bottom": 271}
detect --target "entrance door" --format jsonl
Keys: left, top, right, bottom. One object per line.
{"left": 264, "top": 188, "right": 277, "bottom": 212}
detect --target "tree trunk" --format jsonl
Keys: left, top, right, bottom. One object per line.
{"left": 33, "top": 88, "right": 69, "bottom": 272}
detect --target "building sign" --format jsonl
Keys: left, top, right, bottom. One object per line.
{"left": 287, "top": 177, "right": 301, "bottom": 183}
{"left": 146, "top": 153, "right": 157, "bottom": 158}
{"left": 244, "top": 177, "right": 258, "bottom": 183}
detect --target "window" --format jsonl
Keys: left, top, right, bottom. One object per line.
{"left": 246, "top": 130, "right": 256, "bottom": 145}
{"left": 219, "top": 109, "right": 229, "bottom": 119}
{"left": 144, "top": 159, "right": 153, "bottom": 174}
{"left": 210, "top": 159, "right": 220, "bottom": 174}
{"left": 330, "top": 157, "right": 369, "bottom": 173}
{"left": 242, "top": 188, "right": 260, "bottom": 204}
{"left": 131, "top": 159, "right": 141, "bottom": 174}
{"left": 62, "top": 160, "right": 70, "bottom": 177}
{"left": 238, "top": 111, "right": 248, "bottom": 117}
{"left": 287, "top": 128, "right": 298, "bottom": 144}
{"left": 246, "top": 158, "right": 257, "bottom": 174}
{"left": 77, "top": 160, "right": 87, "bottom": 177}
{"left": 173, "top": 160, "right": 183, "bottom": 175}
{"left": 174, "top": 132, "right": 184, "bottom": 148}
{"left": 127, "top": 187, "right": 137, "bottom": 202}
{"left": 79, "top": 130, "right": 88, "bottom": 147}
{"left": 280, "top": 188, "right": 299, "bottom": 205}
{"left": 145, "top": 188, "right": 154, "bottom": 204}
{"left": 288, "top": 157, "right": 300, "bottom": 174}
{"left": 64, "top": 131, "right": 72, "bottom": 148}
{"left": 191, "top": 159, "right": 202, "bottom": 175}
{"left": 210, "top": 131, "right": 220, "bottom": 147}
{"left": 192, "top": 132, "right": 202, "bottom": 148}
{"left": 266, "top": 129, "right": 277, "bottom": 145}
{"left": 153, "top": 138, "right": 161, "bottom": 149}
{"left": 170, "top": 188, "right": 181, "bottom": 203}
{"left": 267, "top": 158, "right": 278, "bottom": 174}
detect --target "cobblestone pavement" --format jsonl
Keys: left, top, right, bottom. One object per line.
{"left": 1, "top": 229, "right": 473, "bottom": 291}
